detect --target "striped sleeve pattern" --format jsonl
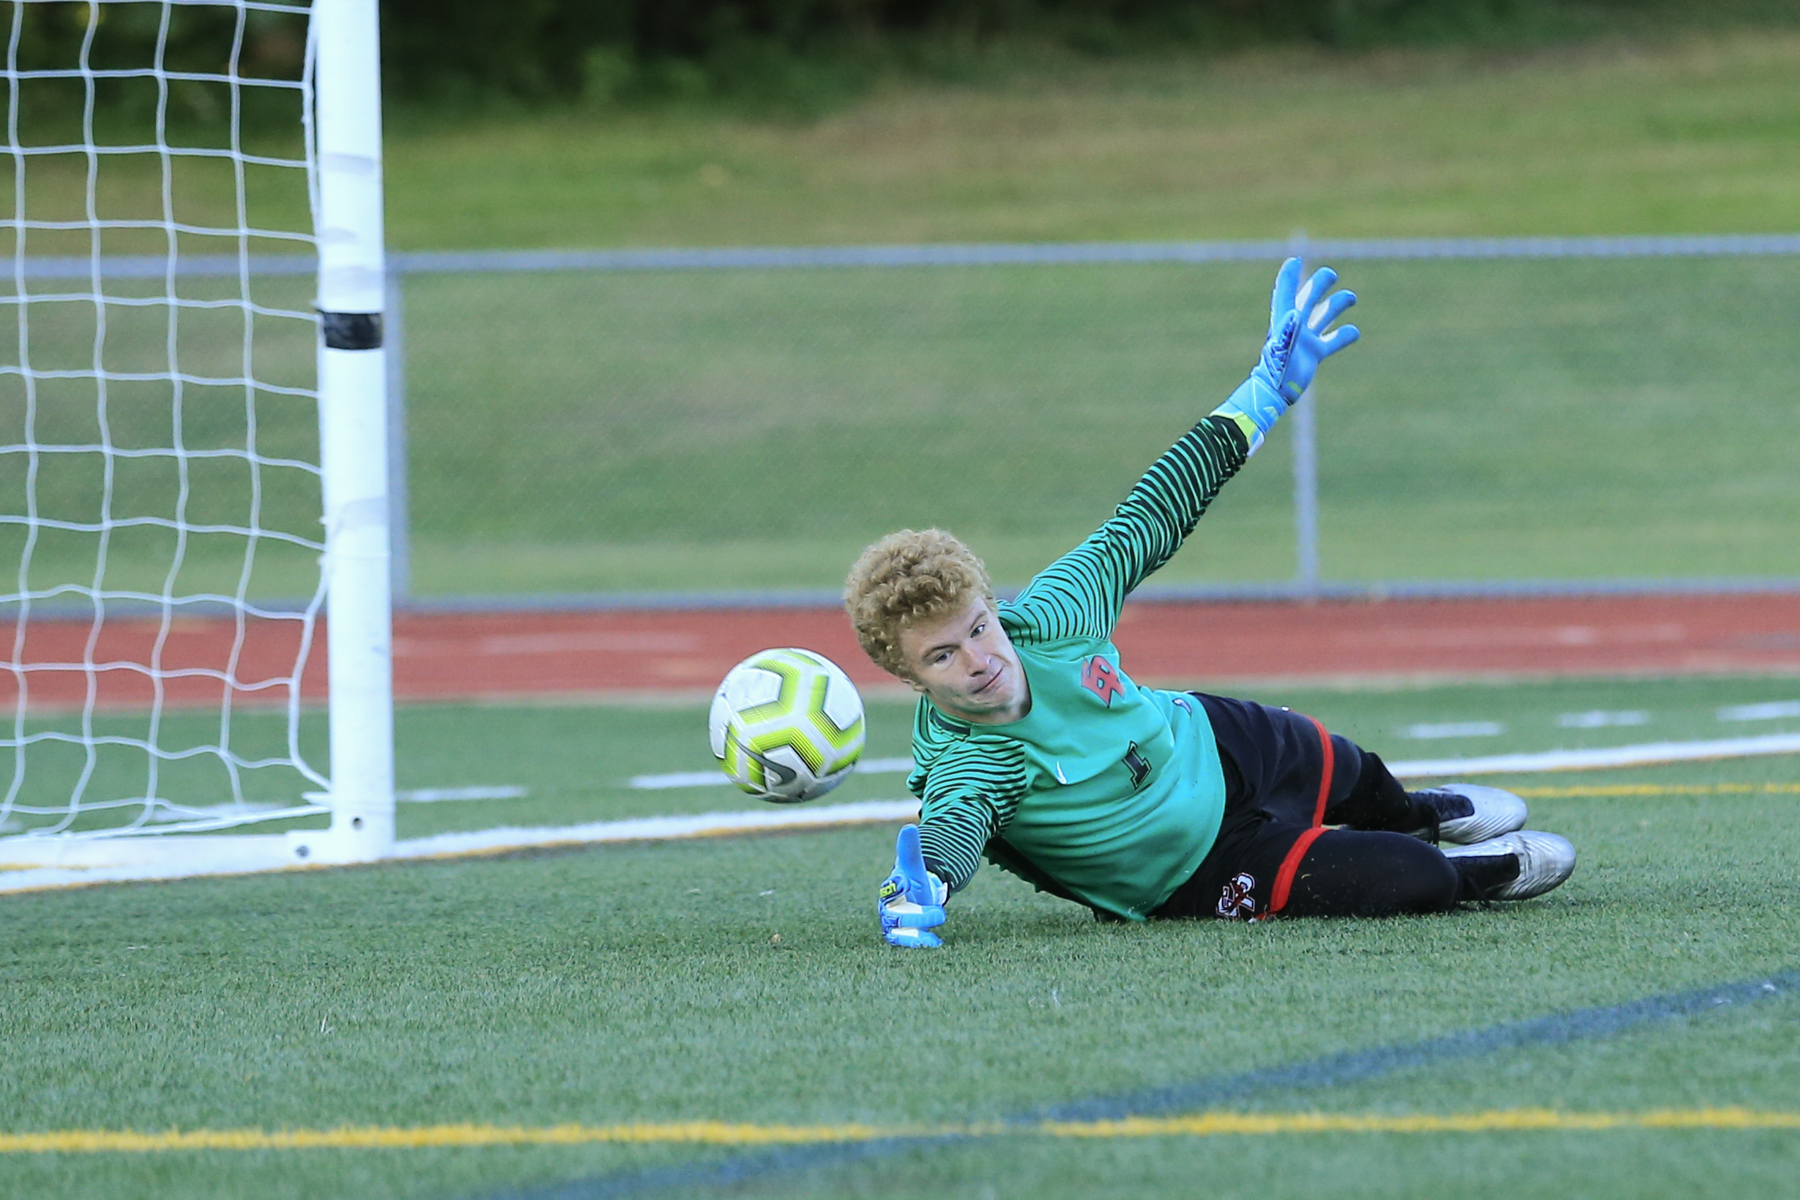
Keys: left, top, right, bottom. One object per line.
{"left": 915, "top": 739, "right": 1031, "bottom": 892}
{"left": 1011, "top": 414, "right": 1248, "bottom": 642}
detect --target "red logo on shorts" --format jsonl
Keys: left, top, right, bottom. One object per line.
{"left": 1216, "top": 872, "right": 1257, "bottom": 920}
{"left": 1081, "top": 656, "right": 1126, "bottom": 707}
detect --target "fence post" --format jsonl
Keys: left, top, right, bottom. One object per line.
{"left": 1288, "top": 233, "right": 1322, "bottom": 598}
{"left": 1292, "top": 382, "right": 1320, "bottom": 598}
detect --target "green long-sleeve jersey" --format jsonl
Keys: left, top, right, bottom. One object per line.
{"left": 908, "top": 414, "right": 1250, "bottom": 921}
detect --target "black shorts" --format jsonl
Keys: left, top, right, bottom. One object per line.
{"left": 1151, "top": 692, "right": 1367, "bottom": 921}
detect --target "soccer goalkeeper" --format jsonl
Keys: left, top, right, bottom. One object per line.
{"left": 845, "top": 258, "right": 1577, "bottom": 948}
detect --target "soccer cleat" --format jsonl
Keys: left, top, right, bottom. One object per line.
{"left": 1408, "top": 783, "right": 1528, "bottom": 845}
{"left": 1442, "top": 830, "right": 1576, "bottom": 901}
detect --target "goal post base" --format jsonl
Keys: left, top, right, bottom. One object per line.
{"left": 0, "top": 826, "right": 387, "bottom": 893}
{"left": 0, "top": 800, "right": 927, "bottom": 895}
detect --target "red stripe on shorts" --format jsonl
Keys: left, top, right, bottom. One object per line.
{"left": 1269, "top": 715, "right": 1335, "bottom": 914}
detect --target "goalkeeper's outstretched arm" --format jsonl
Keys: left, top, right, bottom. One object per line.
{"left": 1006, "top": 257, "right": 1361, "bottom": 644}
{"left": 864, "top": 259, "right": 1360, "bottom": 949}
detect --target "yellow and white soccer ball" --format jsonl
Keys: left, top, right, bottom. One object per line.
{"left": 708, "top": 648, "right": 865, "bottom": 803}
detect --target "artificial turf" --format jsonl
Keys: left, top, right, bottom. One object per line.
{"left": 2, "top": 674, "right": 1796, "bottom": 1199}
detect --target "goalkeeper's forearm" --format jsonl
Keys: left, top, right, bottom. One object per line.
{"left": 917, "top": 803, "right": 1005, "bottom": 895}
{"left": 1104, "top": 413, "right": 1251, "bottom": 562}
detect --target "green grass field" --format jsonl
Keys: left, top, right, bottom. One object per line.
{"left": 377, "top": 29, "right": 1800, "bottom": 251}
{"left": 397, "top": 252, "right": 1800, "bottom": 597}
{"left": 42, "top": 672, "right": 1767, "bottom": 839}
{"left": 389, "top": 27, "right": 1800, "bottom": 596}
{"left": 9, "top": 29, "right": 1800, "bottom": 599}
{"left": 19, "top": 255, "right": 1796, "bottom": 601}
{"left": 3, "top": 673, "right": 1799, "bottom": 1199}
{"left": 11, "top": 254, "right": 1797, "bottom": 601}
{"left": 22, "top": 30, "right": 1797, "bottom": 254}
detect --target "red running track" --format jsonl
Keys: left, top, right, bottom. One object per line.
{"left": 2, "top": 594, "right": 1797, "bottom": 708}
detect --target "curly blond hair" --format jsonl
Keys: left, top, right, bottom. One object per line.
{"left": 844, "top": 528, "right": 993, "bottom": 678}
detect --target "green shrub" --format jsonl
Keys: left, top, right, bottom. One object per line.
{"left": 10, "top": 0, "right": 1797, "bottom": 119}
{"left": 372, "top": 0, "right": 1800, "bottom": 108}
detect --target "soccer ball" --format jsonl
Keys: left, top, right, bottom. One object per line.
{"left": 708, "top": 648, "right": 866, "bottom": 804}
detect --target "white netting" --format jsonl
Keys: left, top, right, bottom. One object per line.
{"left": 1, "top": 0, "right": 327, "bottom": 839}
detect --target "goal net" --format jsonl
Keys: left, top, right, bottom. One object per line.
{"left": 1, "top": 0, "right": 392, "bottom": 887}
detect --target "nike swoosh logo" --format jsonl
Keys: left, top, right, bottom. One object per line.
{"left": 731, "top": 734, "right": 797, "bottom": 787}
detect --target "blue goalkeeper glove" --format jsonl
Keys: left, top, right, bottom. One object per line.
{"left": 878, "top": 824, "right": 948, "bottom": 949}
{"left": 1214, "top": 257, "right": 1360, "bottom": 455}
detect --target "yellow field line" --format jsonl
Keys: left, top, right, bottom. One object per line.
{"left": 1039, "top": 1108, "right": 1800, "bottom": 1137}
{"left": 5, "top": 1109, "right": 1798, "bottom": 1153}
{"left": 1513, "top": 783, "right": 1800, "bottom": 798}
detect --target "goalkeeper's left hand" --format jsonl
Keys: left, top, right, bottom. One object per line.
{"left": 1214, "top": 257, "right": 1360, "bottom": 455}
{"left": 878, "top": 824, "right": 948, "bottom": 948}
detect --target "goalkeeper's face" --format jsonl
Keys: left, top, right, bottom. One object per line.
{"left": 898, "top": 596, "right": 1029, "bottom": 724}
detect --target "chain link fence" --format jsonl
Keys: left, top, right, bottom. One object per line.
{"left": 28, "top": 236, "right": 1798, "bottom": 609}
{"left": 383, "top": 235, "right": 1800, "bottom": 608}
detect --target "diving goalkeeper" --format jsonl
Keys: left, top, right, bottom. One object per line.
{"left": 844, "top": 259, "right": 1577, "bottom": 948}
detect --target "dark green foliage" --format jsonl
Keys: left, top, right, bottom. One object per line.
{"left": 9, "top": 0, "right": 1797, "bottom": 119}
{"left": 3, "top": 1, "right": 309, "bottom": 137}
{"left": 5, "top": 0, "right": 306, "bottom": 77}
{"left": 374, "top": 0, "right": 1800, "bottom": 109}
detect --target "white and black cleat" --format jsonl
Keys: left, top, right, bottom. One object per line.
{"left": 1442, "top": 830, "right": 1577, "bottom": 901}
{"left": 1409, "top": 783, "right": 1529, "bottom": 845}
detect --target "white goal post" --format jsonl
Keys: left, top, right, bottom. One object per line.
{"left": 0, "top": 0, "right": 393, "bottom": 887}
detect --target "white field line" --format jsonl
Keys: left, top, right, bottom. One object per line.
{"left": 0, "top": 800, "right": 925, "bottom": 892}
{"left": 1387, "top": 733, "right": 1800, "bottom": 779}
{"left": 632, "top": 757, "right": 914, "bottom": 790}
{"left": 388, "top": 799, "right": 921, "bottom": 860}
{"left": 1399, "top": 721, "right": 1506, "bottom": 740}
{"left": 1557, "top": 710, "right": 1649, "bottom": 729}
{"left": 398, "top": 732, "right": 1800, "bottom": 864}
{"left": 397, "top": 786, "right": 528, "bottom": 804}
{"left": 1718, "top": 700, "right": 1800, "bottom": 722}
{"left": 144, "top": 802, "right": 282, "bottom": 825}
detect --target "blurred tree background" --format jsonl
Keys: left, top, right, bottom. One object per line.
{"left": 378, "top": 0, "right": 1800, "bottom": 113}
{"left": 8, "top": 0, "right": 1799, "bottom": 121}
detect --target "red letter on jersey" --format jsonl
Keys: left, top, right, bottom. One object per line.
{"left": 1080, "top": 655, "right": 1126, "bottom": 707}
